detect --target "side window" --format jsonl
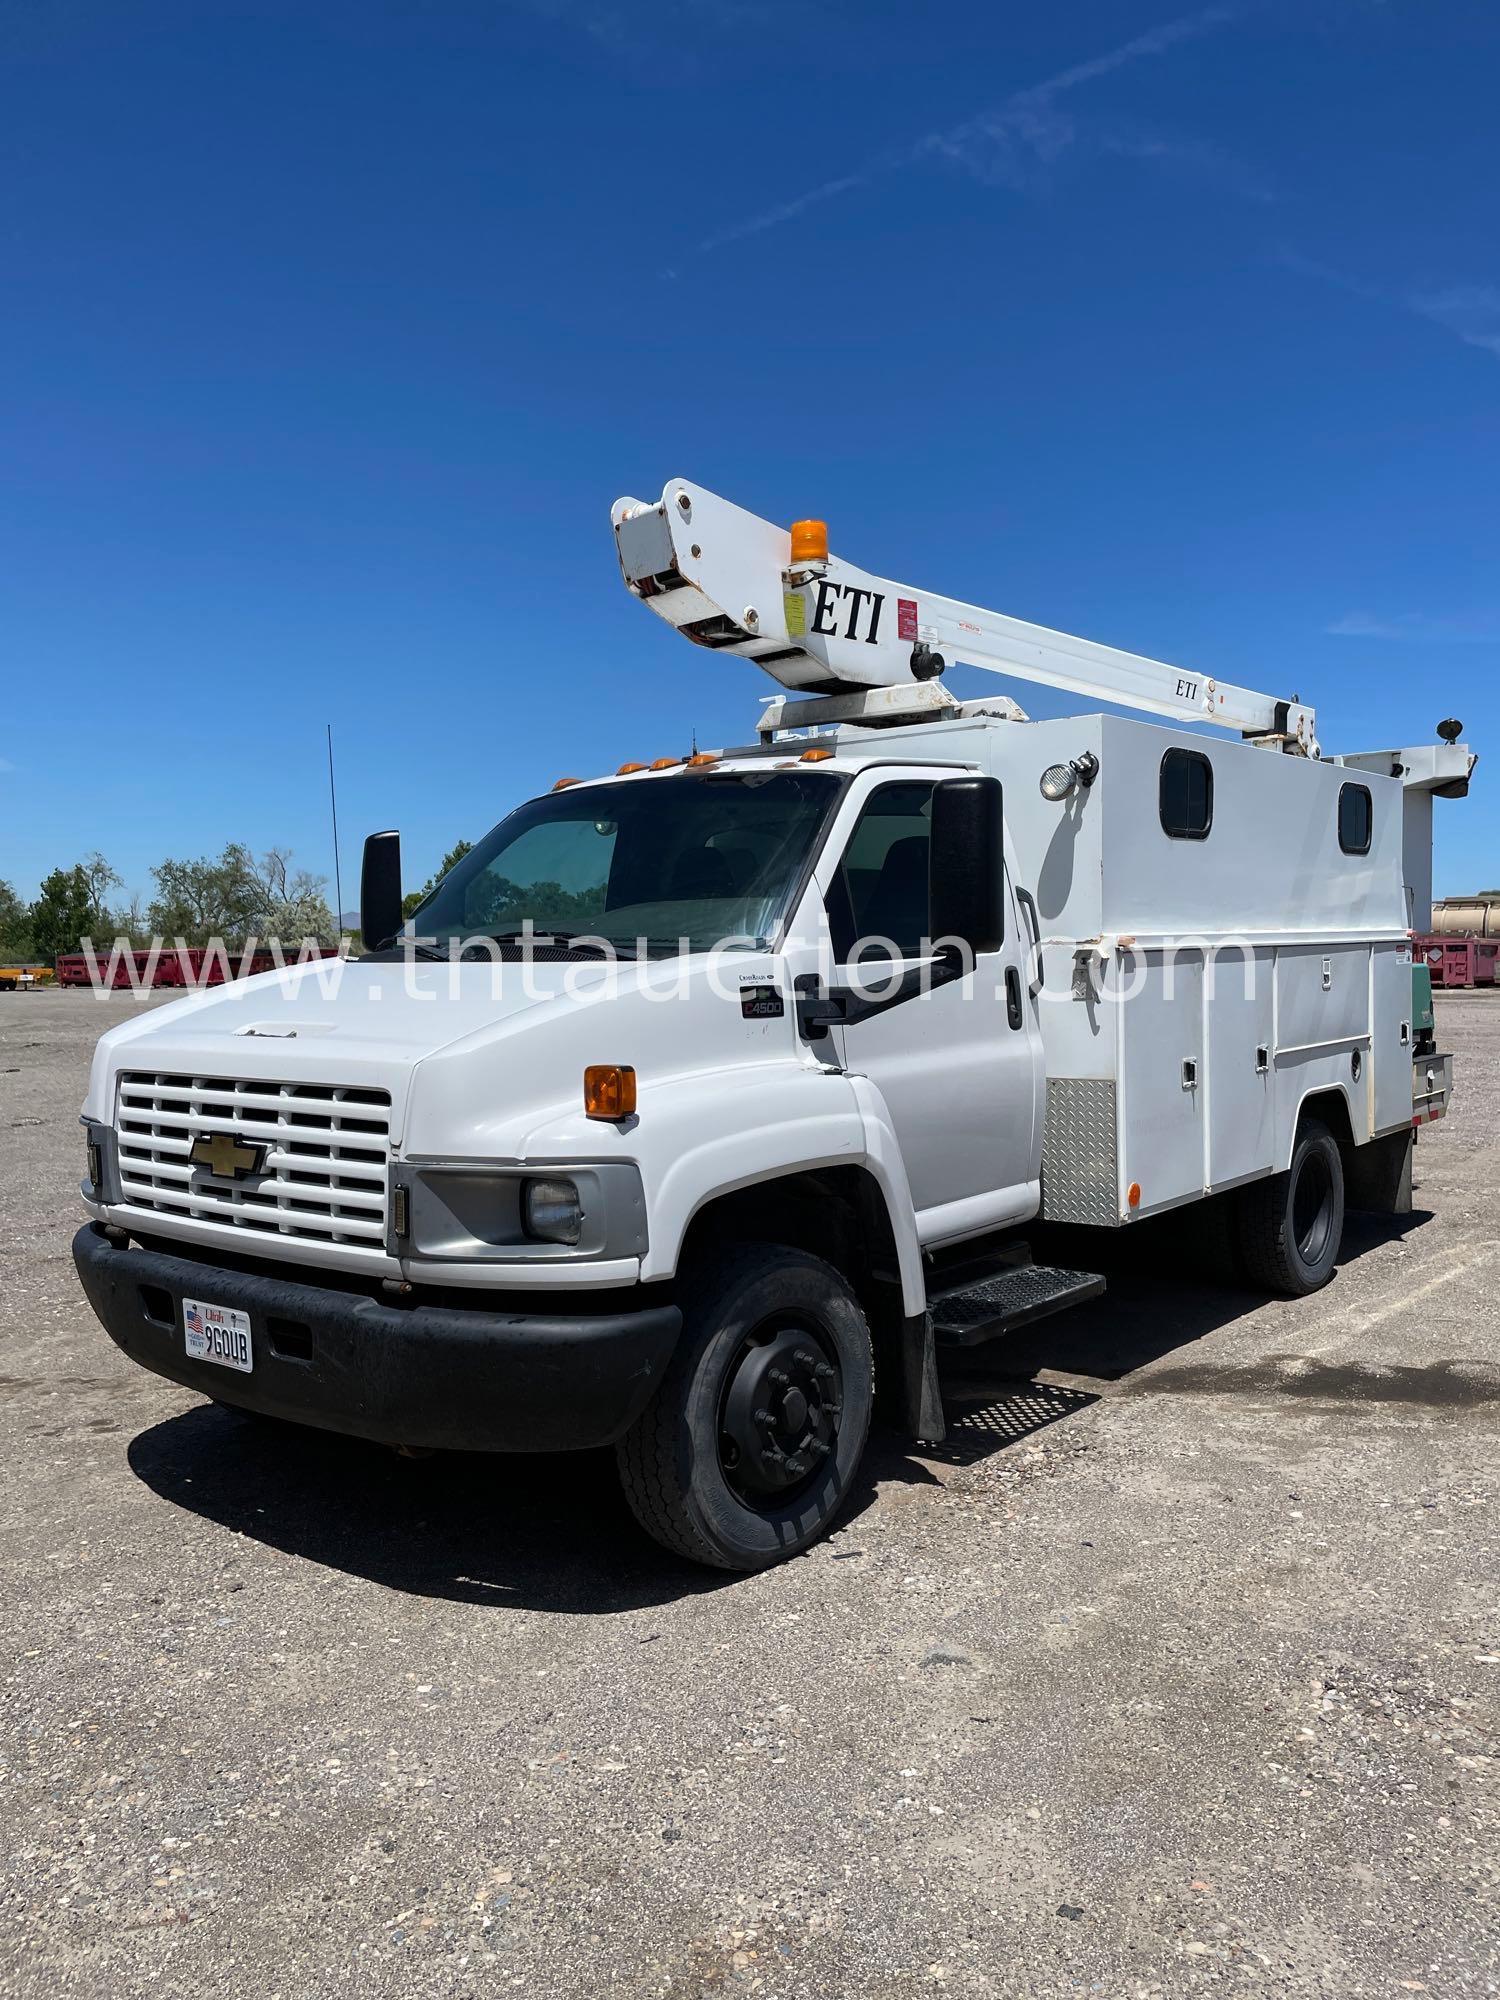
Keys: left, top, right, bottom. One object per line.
{"left": 1159, "top": 747, "right": 1213, "bottom": 840}
{"left": 1338, "top": 782, "right": 1373, "bottom": 855}
{"left": 826, "top": 781, "right": 935, "bottom": 962}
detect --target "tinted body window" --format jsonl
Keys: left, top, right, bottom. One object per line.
{"left": 1338, "top": 783, "right": 1373, "bottom": 855}
{"left": 1159, "top": 748, "right": 1213, "bottom": 839}
{"left": 827, "top": 782, "right": 935, "bottom": 961}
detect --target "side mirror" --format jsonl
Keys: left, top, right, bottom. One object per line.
{"left": 930, "top": 776, "right": 1004, "bottom": 955}
{"left": 360, "top": 830, "right": 403, "bottom": 950}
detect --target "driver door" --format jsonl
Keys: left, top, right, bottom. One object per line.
{"left": 820, "top": 773, "right": 1043, "bottom": 1242}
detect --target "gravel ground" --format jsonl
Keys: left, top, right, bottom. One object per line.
{"left": 2, "top": 989, "right": 1496, "bottom": 1999}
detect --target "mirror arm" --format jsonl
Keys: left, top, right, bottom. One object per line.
{"left": 794, "top": 953, "right": 965, "bottom": 1040}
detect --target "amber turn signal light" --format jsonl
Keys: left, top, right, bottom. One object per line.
{"left": 584, "top": 1064, "right": 637, "bottom": 1121}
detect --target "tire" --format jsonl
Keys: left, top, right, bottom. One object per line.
{"left": 1236, "top": 1117, "right": 1345, "bottom": 1296}
{"left": 616, "top": 1243, "right": 874, "bottom": 1571}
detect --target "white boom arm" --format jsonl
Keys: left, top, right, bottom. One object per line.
{"left": 614, "top": 478, "right": 1317, "bottom": 751}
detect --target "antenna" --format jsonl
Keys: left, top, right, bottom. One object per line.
{"left": 326, "top": 723, "right": 345, "bottom": 936}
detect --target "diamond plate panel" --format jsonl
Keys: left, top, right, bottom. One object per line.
{"left": 1041, "top": 1078, "right": 1120, "bottom": 1227}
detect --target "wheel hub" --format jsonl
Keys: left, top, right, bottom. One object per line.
{"left": 719, "top": 1326, "right": 841, "bottom": 1500}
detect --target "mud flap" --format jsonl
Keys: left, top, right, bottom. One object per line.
{"left": 1345, "top": 1129, "right": 1414, "bottom": 1215}
{"left": 898, "top": 1310, "right": 946, "bottom": 1445}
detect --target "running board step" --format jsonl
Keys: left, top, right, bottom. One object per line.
{"left": 929, "top": 1265, "right": 1106, "bottom": 1348}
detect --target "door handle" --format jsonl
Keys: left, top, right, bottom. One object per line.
{"left": 1014, "top": 885, "right": 1044, "bottom": 993}
{"left": 1005, "top": 964, "right": 1024, "bottom": 1030}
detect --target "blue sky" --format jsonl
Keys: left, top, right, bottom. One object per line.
{"left": 2, "top": 0, "right": 1496, "bottom": 912}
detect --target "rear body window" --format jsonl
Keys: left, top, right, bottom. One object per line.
{"left": 1338, "top": 782, "right": 1373, "bottom": 855}
{"left": 1159, "top": 748, "right": 1213, "bottom": 839}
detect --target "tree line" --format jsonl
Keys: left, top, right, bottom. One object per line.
{"left": 0, "top": 838, "right": 480, "bottom": 964}
{"left": 0, "top": 846, "right": 336, "bottom": 962}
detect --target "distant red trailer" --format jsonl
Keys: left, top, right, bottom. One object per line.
{"left": 54, "top": 946, "right": 340, "bottom": 990}
{"left": 1415, "top": 936, "right": 1478, "bottom": 989}
{"left": 1476, "top": 939, "right": 1500, "bottom": 986}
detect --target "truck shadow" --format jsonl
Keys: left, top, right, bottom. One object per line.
{"left": 125, "top": 1201, "right": 1438, "bottom": 1604}
{"left": 906, "top": 1201, "right": 1441, "bottom": 1467}
{"left": 127, "top": 1403, "right": 738, "bottom": 1611}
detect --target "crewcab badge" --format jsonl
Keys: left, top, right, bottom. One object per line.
{"left": 189, "top": 1132, "right": 269, "bottom": 1180}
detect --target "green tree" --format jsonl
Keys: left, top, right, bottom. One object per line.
{"left": 82, "top": 851, "right": 122, "bottom": 935}
{"left": 29, "top": 865, "right": 96, "bottom": 960}
{"left": 403, "top": 838, "right": 474, "bottom": 920}
{"left": 148, "top": 843, "right": 335, "bottom": 948}
{"left": 148, "top": 847, "right": 258, "bottom": 945}
{"left": 0, "top": 879, "right": 33, "bottom": 959}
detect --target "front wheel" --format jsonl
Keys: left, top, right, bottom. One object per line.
{"left": 616, "top": 1244, "right": 874, "bottom": 1571}
{"left": 1235, "top": 1117, "right": 1345, "bottom": 1296}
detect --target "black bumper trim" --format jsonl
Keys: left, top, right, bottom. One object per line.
{"left": 73, "top": 1224, "right": 681, "bottom": 1453}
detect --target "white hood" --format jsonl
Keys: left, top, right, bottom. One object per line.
{"left": 85, "top": 952, "right": 798, "bottom": 1155}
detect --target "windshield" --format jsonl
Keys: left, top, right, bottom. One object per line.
{"left": 410, "top": 769, "right": 844, "bottom": 953}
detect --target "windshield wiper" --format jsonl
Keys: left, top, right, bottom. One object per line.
{"left": 362, "top": 937, "right": 448, "bottom": 962}
{"left": 484, "top": 930, "right": 643, "bottom": 957}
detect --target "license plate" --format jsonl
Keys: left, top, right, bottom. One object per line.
{"left": 183, "top": 1298, "right": 253, "bottom": 1373}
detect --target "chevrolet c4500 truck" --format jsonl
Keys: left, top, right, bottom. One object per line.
{"left": 74, "top": 479, "right": 1471, "bottom": 1568}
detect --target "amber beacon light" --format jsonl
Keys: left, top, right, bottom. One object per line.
{"left": 584, "top": 1064, "right": 637, "bottom": 1121}
{"left": 789, "top": 518, "right": 828, "bottom": 564}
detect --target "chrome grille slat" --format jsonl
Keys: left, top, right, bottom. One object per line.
{"left": 115, "top": 1131, "right": 386, "bottom": 1180}
{"left": 115, "top": 1071, "right": 392, "bottom": 1248}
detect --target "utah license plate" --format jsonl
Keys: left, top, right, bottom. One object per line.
{"left": 183, "top": 1298, "right": 253, "bottom": 1373}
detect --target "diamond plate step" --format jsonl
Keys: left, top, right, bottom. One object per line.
{"left": 929, "top": 1265, "right": 1106, "bottom": 1348}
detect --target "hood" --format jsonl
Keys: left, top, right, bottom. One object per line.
{"left": 86, "top": 952, "right": 801, "bottom": 1152}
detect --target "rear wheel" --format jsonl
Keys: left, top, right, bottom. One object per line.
{"left": 1236, "top": 1117, "right": 1345, "bottom": 1296}
{"left": 616, "top": 1244, "right": 874, "bottom": 1571}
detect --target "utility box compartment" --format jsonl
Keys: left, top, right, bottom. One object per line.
{"left": 958, "top": 712, "right": 1415, "bottom": 1225}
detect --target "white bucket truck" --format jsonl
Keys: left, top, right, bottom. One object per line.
{"left": 74, "top": 480, "right": 1473, "bottom": 1568}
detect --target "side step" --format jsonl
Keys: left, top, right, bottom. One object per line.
{"left": 929, "top": 1263, "right": 1106, "bottom": 1349}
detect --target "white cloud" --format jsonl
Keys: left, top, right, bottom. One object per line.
{"left": 693, "top": 3, "right": 1244, "bottom": 252}
{"left": 1282, "top": 254, "right": 1500, "bottom": 366}
{"left": 1408, "top": 285, "right": 1500, "bottom": 360}
{"left": 1327, "top": 611, "right": 1500, "bottom": 645}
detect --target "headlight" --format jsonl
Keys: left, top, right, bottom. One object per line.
{"left": 521, "top": 1177, "right": 584, "bottom": 1246}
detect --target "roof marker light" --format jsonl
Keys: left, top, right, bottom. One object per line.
{"left": 686, "top": 751, "right": 721, "bottom": 767}
{"left": 617, "top": 761, "right": 647, "bottom": 775}
{"left": 552, "top": 777, "right": 583, "bottom": 791}
{"left": 651, "top": 756, "right": 682, "bottom": 770}
{"left": 800, "top": 746, "right": 835, "bottom": 762}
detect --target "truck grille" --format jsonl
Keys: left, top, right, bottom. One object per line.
{"left": 115, "top": 1072, "right": 392, "bottom": 1248}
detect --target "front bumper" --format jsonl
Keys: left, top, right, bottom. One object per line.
{"left": 73, "top": 1223, "right": 682, "bottom": 1452}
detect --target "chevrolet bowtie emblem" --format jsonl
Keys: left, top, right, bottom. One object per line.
{"left": 189, "top": 1132, "right": 268, "bottom": 1180}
